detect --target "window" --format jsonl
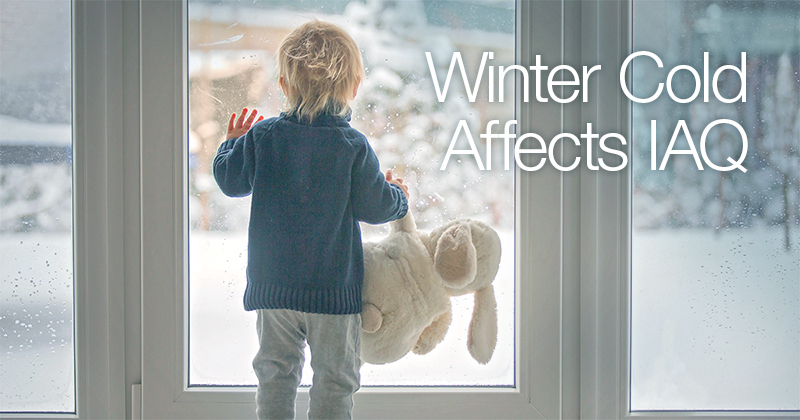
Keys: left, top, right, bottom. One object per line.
{"left": 580, "top": 1, "right": 800, "bottom": 418}
{"left": 0, "top": 0, "right": 75, "bottom": 412}
{"left": 0, "top": 1, "right": 126, "bottom": 417}
{"left": 630, "top": 0, "right": 800, "bottom": 411}
{"left": 141, "top": 1, "right": 546, "bottom": 418}
{"left": 186, "top": 0, "right": 515, "bottom": 388}
{"left": 145, "top": 1, "right": 800, "bottom": 418}
{"left": 3, "top": 1, "right": 795, "bottom": 418}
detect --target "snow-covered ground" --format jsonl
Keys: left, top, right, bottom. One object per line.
{"left": 188, "top": 229, "right": 516, "bottom": 387}
{"left": 2, "top": 227, "right": 798, "bottom": 409}
{"left": 0, "top": 115, "right": 70, "bottom": 147}
{"left": 0, "top": 233, "right": 74, "bottom": 412}
{"left": 632, "top": 226, "right": 800, "bottom": 410}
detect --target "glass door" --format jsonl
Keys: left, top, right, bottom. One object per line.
{"left": 630, "top": 0, "right": 800, "bottom": 411}
{"left": 186, "top": 0, "right": 516, "bottom": 388}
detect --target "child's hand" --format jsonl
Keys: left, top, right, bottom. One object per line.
{"left": 226, "top": 108, "right": 264, "bottom": 140}
{"left": 385, "top": 169, "right": 410, "bottom": 200}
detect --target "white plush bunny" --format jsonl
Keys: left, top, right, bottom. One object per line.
{"left": 360, "top": 211, "right": 502, "bottom": 365}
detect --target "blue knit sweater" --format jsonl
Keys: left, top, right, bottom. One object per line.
{"left": 213, "top": 112, "right": 408, "bottom": 314}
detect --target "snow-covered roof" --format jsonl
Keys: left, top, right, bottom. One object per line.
{"left": 188, "top": 49, "right": 273, "bottom": 79}
{"left": 0, "top": 115, "right": 71, "bottom": 147}
{"left": 189, "top": 2, "right": 514, "bottom": 50}
{"left": 190, "top": 3, "right": 329, "bottom": 30}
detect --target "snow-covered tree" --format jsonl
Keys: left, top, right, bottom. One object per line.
{"left": 0, "top": 164, "right": 72, "bottom": 233}
{"left": 759, "top": 53, "right": 800, "bottom": 249}
{"left": 345, "top": 0, "right": 513, "bottom": 230}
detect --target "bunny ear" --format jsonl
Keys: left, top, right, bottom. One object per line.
{"left": 434, "top": 223, "right": 477, "bottom": 289}
{"left": 467, "top": 285, "right": 498, "bottom": 364}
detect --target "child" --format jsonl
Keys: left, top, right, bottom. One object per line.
{"left": 213, "top": 21, "right": 409, "bottom": 420}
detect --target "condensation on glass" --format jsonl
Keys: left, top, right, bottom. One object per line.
{"left": 631, "top": 0, "right": 800, "bottom": 411}
{"left": 187, "top": 0, "right": 514, "bottom": 386}
{"left": 0, "top": 0, "right": 75, "bottom": 413}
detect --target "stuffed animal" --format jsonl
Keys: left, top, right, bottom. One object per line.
{"left": 360, "top": 211, "right": 502, "bottom": 365}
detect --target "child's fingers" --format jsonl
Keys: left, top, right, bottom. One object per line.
{"left": 245, "top": 108, "right": 259, "bottom": 126}
{"left": 236, "top": 108, "right": 248, "bottom": 127}
{"left": 385, "top": 169, "right": 393, "bottom": 181}
{"left": 228, "top": 113, "right": 236, "bottom": 132}
{"left": 256, "top": 116, "right": 265, "bottom": 122}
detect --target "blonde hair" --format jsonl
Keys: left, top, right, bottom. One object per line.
{"left": 278, "top": 21, "right": 364, "bottom": 122}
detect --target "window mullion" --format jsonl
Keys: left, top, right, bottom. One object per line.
{"left": 72, "top": 0, "right": 127, "bottom": 418}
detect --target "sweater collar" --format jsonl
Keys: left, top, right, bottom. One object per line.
{"left": 280, "top": 109, "right": 352, "bottom": 127}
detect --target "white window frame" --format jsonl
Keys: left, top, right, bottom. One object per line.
{"left": 1, "top": 1, "right": 129, "bottom": 419}
{"left": 73, "top": 1, "right": 128, "bottom": 417}
{"left": 6, "top": 1, "right": 795, "bottom": 419}
{"left": 139, "top": 0, "right": 576, "bottom": 418}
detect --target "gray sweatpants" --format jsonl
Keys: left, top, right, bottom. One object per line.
{"left": 253, "top": 309, "right": 361, "bottom": 420}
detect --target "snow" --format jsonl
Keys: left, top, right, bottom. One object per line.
{"left": 0, "top": 115, "right": 70, "bottom": 147}
{"left": 0, "top": 164, "right": 72, "bottom": 233}
{"left": 198, "top": 33, "right": 244, "bottom": 48}
{"left": 631, "top": 226, "right": 800, "bottom": 410}
{"left": 185, "top": 0, "right": 517, "bottom": 233}
{"left": 630, "top": 6, "right": 799, "bottom": 239}
{"left": 189, "top": 3, "right": 319, "bottom": 30}
{"left": 3, "top": 226, "right": 797, "bottom": 409}
{"left": 188, "top": 229, "right": 516, "bottom": 387}
{"left": 188, "top": 50, "right": 272, "bottom": 79}
{"left": 0, "top": 233, "right": 74, "bottom": 412}
{"left": 2, "top": 0, "right": 798, "bottom": 411}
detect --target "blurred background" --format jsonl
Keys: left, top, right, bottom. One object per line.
{"left": 632, "top": 0, "right": 799, "bottom": 242}
{"left": 1, "top": 0, "right": 74, "bottom": 412}
{"left": 185, "top": 0, "right": 517, "bottom": 388}
{"left": 186, "top": 0, "right": 516, "bottom": 234}
{"left": 630, "top": 0, "right": 799, "bottom": 411}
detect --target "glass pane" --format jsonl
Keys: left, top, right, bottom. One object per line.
{"left": 0, "top": 0, "right": 75, "bottom": 413}
{"left": 631, "top": 0, "right": 800, "bottom": 411}
{"left": 188, "top": 0, "right": 514, "bottom": 386}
